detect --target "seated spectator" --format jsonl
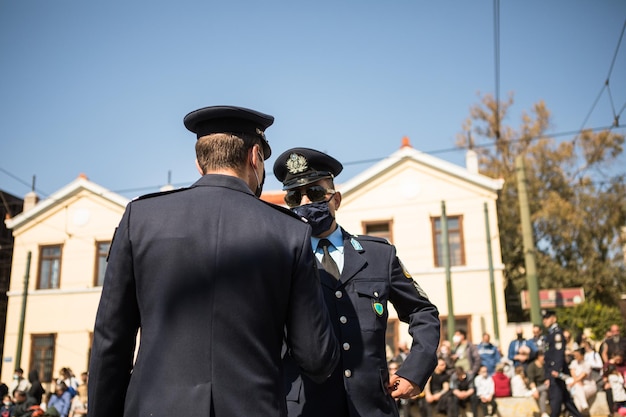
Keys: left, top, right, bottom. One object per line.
{"left": 605, "top": 364, "right": 626, "bottom": 416}
{"left": 526, "top": 350, "right": 550, "bottom": 417}
{"left": 477, "top": 333, "right": 502, "bottom": 376}
{"left": 511, "top": 365, "right": 533, "bottom": 397}
{"left": 11, "top": 390, "right": 37, "bottom": 417}
{"left": 421, "top": 358, "right": 451, "bottom": 417}
{"left": 69, "top": 372, "right": 88, "bottom": 417}
{"left": 0, "top": 394, "right": 14, "bottom": 417}
{"left": 473, "top": 365, "right": 498, "bottom": 417}
{"left": 448, "top": 366, "right": 478, "bottom": 417}
{"left": 604, "top": 352, "right": 626, "bottom": 414}
{"left": 47, "top": 382, "right": 72, "bottom": 417}
{"left": 438, "top": 340, "right": 456, "bottom": 375}
{"left": 581, "top": 340, "right": 604, "bottom": 387}
{"left": 492, "top": 363, "right": 511, "bottom": 397}
{"left": 9, "top": 369, "right": 31, "bottom": 397}
{"left": 568, "top": 347, "right": 597, "bottom": 413}
{"left": 508, "top": 326, "right": 537, "bottom": 370}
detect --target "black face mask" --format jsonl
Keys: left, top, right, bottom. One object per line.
{"left": 291, "top": 200, "right": 335, "bottom": 236}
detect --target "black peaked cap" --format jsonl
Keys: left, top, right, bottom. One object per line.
{"left": 273, "top": 147, "right": 343, "bottom": 190}
{"left": 183, "top": 105, "right": 273, "bottom": 159}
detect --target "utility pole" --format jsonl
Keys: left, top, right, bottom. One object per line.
{"left": 15, "top": 251, "right": 31, "bottom": 369}
{"left": 442, "top": 201, "right": 455, "bottom": 341}
{"left": 484, "top": 202, "right": 500, "bottom": 341}
{"left": 515, "top": 156, "right": 542, "bottom": 325}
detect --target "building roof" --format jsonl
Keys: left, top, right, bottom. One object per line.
{"left": 4, "top": 174, "right": 129, "bottom": 230}
{"left": 339, "top": 138, "right": 504, "bottom": 196}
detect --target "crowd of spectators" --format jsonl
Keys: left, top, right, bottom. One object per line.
{"left": 0, "top": 367, "right": 87, "bottom": 417}
{"left": 389, "top": 323, "right": 626, "bottom": 417}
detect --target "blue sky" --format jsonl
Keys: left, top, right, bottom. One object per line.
{"left": 1, "top": 1, "right": 625, "bottom": 200}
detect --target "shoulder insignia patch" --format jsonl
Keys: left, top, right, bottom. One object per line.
{"left": 413, "top": 281, "right": 430, "bottom": 300}
{"left": 400, "top": 260, "right": 412, "bottom": 279}
{"left": 350, "top": 237, "right": 363, "bottom": 251}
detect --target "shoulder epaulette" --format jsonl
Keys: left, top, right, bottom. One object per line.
{"left": 260, "top": 200, "right": 308, "bottom": 223}
{"left": 132, "top": 187, "right": 189, "bottom": 201}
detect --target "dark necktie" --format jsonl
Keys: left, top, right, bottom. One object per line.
{"left": 318, "top": 239, "right": 340, "bottom": 280}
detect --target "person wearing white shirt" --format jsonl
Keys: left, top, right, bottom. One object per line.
{"left": 568, "top": 348, "right": 598, "bottom": 412}
{"left": 474, "top": 365, "right": 498, "bottom": 417}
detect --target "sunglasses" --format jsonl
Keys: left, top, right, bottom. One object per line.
{"left": 284, "top": 185, "right": 336, "bottom": 208}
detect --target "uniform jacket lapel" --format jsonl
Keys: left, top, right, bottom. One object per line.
{"left": 339, "top": 229, "right": 366, "bottom": 284}
{"left": 317, "top": 228, "right": 366, "bottom": 288}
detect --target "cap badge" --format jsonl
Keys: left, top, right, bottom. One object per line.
{"left": 256, "top": 128, "right": 266, "bottom": 141}
{"left": 286, "top": 153, "right": 308, "bottom": 174}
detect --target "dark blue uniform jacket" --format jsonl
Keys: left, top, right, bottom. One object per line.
{"left": 88, "top": 174, "right": 339, "bottom": 417}
{"left": 283, "top": 228, "right": 440, "bottom": 417}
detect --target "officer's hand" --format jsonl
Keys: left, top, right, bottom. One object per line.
{"left": 388, "top": 375, "right": 422, "bottom": 399}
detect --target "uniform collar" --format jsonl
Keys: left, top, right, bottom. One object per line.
{"left": 312, "top": 226, "right": 344, "bottom": 253}
{"left": 192, "top": 174, "right": 255, "bottom": 195}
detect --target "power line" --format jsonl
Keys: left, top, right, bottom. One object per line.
{"left": 576, "top": 18, "right": 626, "bottom": 137}
{"left": 1, "top": 124, "right": 624, "bottom": 199}
{"left": 493, "top": 0, "right": 501, "bottom": 141}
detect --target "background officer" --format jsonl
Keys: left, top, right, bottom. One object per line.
{"left": 274, "top": 147, "right": 440, "bottom": 417}
{"left": 88, "top": 107, "right": 339, "bottom": 417}
{"left": 542, "top": 309, "right": 583, "bottom": 417}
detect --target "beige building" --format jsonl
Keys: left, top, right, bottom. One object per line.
{"left": 2, "top": 139, "right": 511, "bottom": 386}
{"left": 334, "top": 141, "right": 507, "bottom": 351}
{"left": 2, "top": 174, "right": 128, "bottom": 385}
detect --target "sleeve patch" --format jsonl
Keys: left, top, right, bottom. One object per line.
{"left": 413, "top": 281, "right": 430, "bottom": 300}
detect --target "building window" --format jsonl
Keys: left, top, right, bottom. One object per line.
{"left": 439, "top": 315, "right": 472, "bottom": 343}
{"left": 363, "top": 220, "right": 393, "bottom": 243}
{"left": 95, "top": 241, "right": 110, "bottom": 286}
{"left": 29, "top": 333, "right": 56, "bottom": 383}
{"left": 431, "top": 215, "right": 465, "bottom": 267}
{"left": 38, "top": 245, "right": 62, "bottom": 289}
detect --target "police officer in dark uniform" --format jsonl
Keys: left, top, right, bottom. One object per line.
{"left": 88, "top": 107, "right": 339, "bottom": 417}
{"left": 274, "top": 147, "right": 440, "bottom": 417}
{"left": 542, "top": 309, "right": 583, "bottom": 417}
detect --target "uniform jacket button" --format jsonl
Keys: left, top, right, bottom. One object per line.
{"left": 339, "top": 316, "right": 347, "bottom": 324}
{"left": 344, "top": 369, "right": 352, "bottom": 378}
{"left": 335, "top": 290, "right": 343, "bottom": 298}
{"left": 343, "top": 342, "right": 350, "bottom": 350}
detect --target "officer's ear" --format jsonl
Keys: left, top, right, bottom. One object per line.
{"left": 332, "top": 191, "right": 342, "bottom": 210}
{"left": 195, "top": 158, "right": 204, "bottom": 175}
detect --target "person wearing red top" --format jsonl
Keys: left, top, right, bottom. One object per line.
{"left": 493, "top": 363, "right": 512, "bottom": 397}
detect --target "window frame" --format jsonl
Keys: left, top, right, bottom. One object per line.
{"left": 431, "top": 215, "right": 466, "bottom": 267}
{"left": 362, "top": 219, "right": 394, "bottom": 243}
{"left": 29, "top": 333, "right": 56, "bottom": 383}
{"left": 94, "top": 241, "right": 110, "bottom": 287}
{"left": 37, "top": 244, "right": 62, "bottom": 289}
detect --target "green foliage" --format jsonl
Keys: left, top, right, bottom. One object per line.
{"left": 555, "top": 301, "right": 624, "bottom": 341}
{"left": 458, "top": 93, "right": 626, "bottom": 316}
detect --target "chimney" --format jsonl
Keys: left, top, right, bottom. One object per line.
{"left": 160, "top": 170, "right": 174, "bottom": 191}
{"left": 23, "top": 191, "right": 39, "bottom": 212}
{"left": 23, "top": 174, "right": 39, "bottom": 211}
{"left": 466, "top": 149, "right": 479, "bottom": 174}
